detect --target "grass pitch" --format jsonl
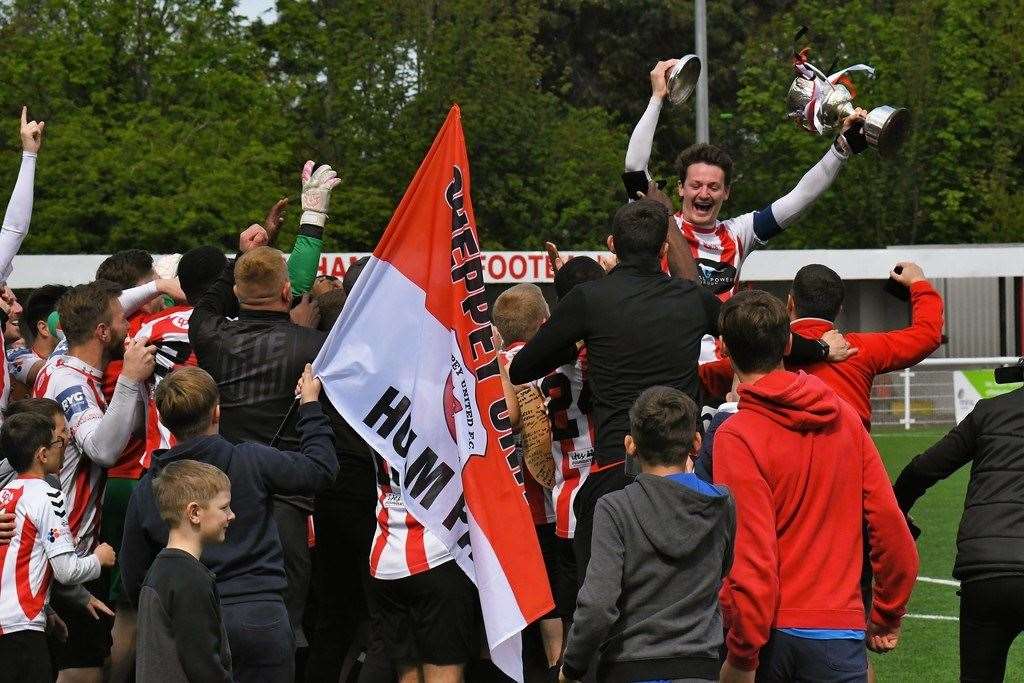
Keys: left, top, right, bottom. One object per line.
{"left": 870, "top": 427, "right": 1024, "bottom": 681}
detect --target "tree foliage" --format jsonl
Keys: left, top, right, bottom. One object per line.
{"left": 0, "top": 0, "right": 1020, "bottom": 254}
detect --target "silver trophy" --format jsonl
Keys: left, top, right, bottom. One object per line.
{"left": 786, "top": 53, "right": 910, "bottom": 157}
{"left": 667, "top": 55, "right": 701, "bottom": 105}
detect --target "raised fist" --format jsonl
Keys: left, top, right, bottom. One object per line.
{"left": 300, "top": 161, "right": 342, "bottom": 228}
{"left": 239, "top": 224, "right": 269, "bottom": 253}
{"left": 20, "top": 106, "right": 45, "bottom": 154}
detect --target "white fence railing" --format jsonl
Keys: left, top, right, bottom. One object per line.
{"left": 870, "top": 357, "right": 1019, "bottom": 429}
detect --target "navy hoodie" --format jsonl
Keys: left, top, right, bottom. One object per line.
{"left": 120, "top": 401, "right": 338, "bottom": 606}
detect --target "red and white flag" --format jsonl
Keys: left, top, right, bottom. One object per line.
{"left": 313, "top": 105, "right": 553, "bottom": 680}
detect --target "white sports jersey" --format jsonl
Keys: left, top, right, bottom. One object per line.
{"left": 7, "top": 345, "right": 42, "bottom": 386}
{"left": 368, "top": 453, "right": 453, "bottom": 580}
{"left": 32, "top": 356, "right": 109, "bottom": 554}
{"left": 0, "top": 477, "right": 76, "bottom": 634}
{"left": 500, "top": 344, "right": 555, "bottom": 525}
{"left": 134, "top": 306, "right": 195, "bottom": 468}
{"left": 537, "top": 352, "right": 598, "bottom": 539}
{"left": 675, "top": 211, "right": 767, "bottom": 363}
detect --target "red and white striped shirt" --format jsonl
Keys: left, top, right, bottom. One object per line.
{"left": 537, "top": 351, "right": 598, "bottom": 539}
{"left": 0, "top": 478, "right": 78, "bottom": 634}
{"left": 32, "top": 356, "right": 109, "bottom": 554}
{"left": 369, "top": 453, "right": 452, "bottom": 580}
{"left": 675, "top": 211, "right": 763, "bottom": 362}
{"left": 134, "top": 306, "right": 196, "bottom": 469}
{"left": 501, "top": 344, "right": 555, "bottom": 526}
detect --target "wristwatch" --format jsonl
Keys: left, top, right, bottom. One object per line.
{"left": 815, "top": 338, "right": 830, "bottom": 360}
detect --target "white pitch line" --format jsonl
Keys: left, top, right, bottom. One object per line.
{"left": 917, "top": 576, "right": 960, "bottom": 587}
{"left": 905, "top": 613, "right": 959, "bottom": 621}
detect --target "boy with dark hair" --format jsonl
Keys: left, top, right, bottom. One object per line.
{"left": 712, "top": 290, "right": 918, "bottom": 683}
{"left": 0, "top": 412, "right": 117, "bottom": 683}
{"left": 561, "top": 386, "right": 735, "bottom": 683}
{"left": 136, "top": 459, "right": 233, "bottom": 682}
{"left": 120, "top": 364, "right": 338, "bottom": 682}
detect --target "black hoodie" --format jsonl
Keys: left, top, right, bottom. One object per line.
{"left": 562, "top": 473, "right": 735, "bottom": 682}
{"left": 119, "top": 402, "right": 338, "bottom": 606}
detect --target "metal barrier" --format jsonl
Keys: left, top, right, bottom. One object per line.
{"left": 870, "top": 357, "right": 1019, "bottom": 429}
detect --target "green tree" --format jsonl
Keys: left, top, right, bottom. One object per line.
{"left": 0, "top": 0, "right": 294, "bottom": 254}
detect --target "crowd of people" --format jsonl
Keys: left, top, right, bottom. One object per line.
{"left": 5, "top": 56, "right": 1009, "bottom": 683}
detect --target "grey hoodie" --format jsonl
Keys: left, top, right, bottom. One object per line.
{"left": 562, "top": 473, "right": 735, "bottom": 682}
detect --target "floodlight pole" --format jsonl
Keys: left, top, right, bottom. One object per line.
{"left": 695, "top": 0, "right": 709, "bottom": 143}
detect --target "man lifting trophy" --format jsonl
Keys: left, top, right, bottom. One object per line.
{"left": 623, "top": 56, "right": 866, "bottom": 362}
{"left": 787, "top": 47, "right": 911, "bottom": 157}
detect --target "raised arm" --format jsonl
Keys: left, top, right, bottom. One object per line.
{"left": 287, "top": 162, "right": 341, "bottom": 297}
{"left": 752, "top": 110, "right": 867, "bottom": 242}
{"left": 0, "top": 107, "right": 45, "bottom": 283}
{"left": 254, "top": 365, "right": 339, "bottom": 495}
{"left": 623, "top": 60, "right": 678, "bottom": 175}
{"left": 864, "top": 263, "right": 944, "bottom": 374}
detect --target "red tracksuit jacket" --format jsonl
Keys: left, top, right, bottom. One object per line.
{"left": 713, "top": 370, "right": 918, "bottom": 671}
{"left": 699, "top": 280, "right": 943, "bottom": 427}
{"left": 789, "top": 280, "right": 944, "bottom": 428}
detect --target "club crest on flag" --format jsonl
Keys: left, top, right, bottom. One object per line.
{"left": 314, "top": 105, "right": 553, "bottom": 682}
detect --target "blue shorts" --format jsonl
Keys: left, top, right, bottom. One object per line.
{"left": 756, "top": 630, "right": 867, "bottom": 683}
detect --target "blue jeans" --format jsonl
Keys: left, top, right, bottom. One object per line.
{"left": 222, "top": 598, "right": 295, "bottom": 682}
{"left": 756, "top": 631, "right": 867, "bottom": 682}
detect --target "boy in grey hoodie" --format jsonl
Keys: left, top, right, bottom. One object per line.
{"left": 560, "top": 386, "right": 735, "bottom": 683}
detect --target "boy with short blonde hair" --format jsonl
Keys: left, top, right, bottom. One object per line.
{"left": 136, "top": 459, "right": 233, "bottom": 682}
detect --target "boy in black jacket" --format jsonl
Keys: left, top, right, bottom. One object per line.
{"left": 137, "top": 459, "right": 234, "bottom": 682}
{"left": 561, "top": 386, "right": 735, "bottom": 683}
{"left": 120, "top": 364, "right": 337, "bottom": 683}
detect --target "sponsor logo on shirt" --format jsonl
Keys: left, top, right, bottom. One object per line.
{"left": 47, "top": 528, "right": 61, "bottom": 543}
{"left": 569, "top": 449, "right": 593, "bottom": 469}
{"left": 56, "top": 385, "right": 90, "bottom": 420}
{"left": 382, "top": 491, "right": 406, "bottom": 510}
{"left": 0, "top": 490, "right": 12, "bottom": 507}
{"left": 696, "top": 259, "right": 738, "bottom": 295}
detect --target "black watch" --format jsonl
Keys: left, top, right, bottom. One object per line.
{"left": 815, "top": 338, "right": 830, "bottom": 360}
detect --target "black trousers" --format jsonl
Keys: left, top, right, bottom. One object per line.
{"left": 0, "top": 630, "right": 51, "bottom": 683}
{"left": 304, "top": 456, "right": 379, "bottom": 683}
{"left": 571, "top": 464, "right": 629, "bottom": 592}
{"left": 959, "top": 575, "right": 1024, "bottom": 682}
